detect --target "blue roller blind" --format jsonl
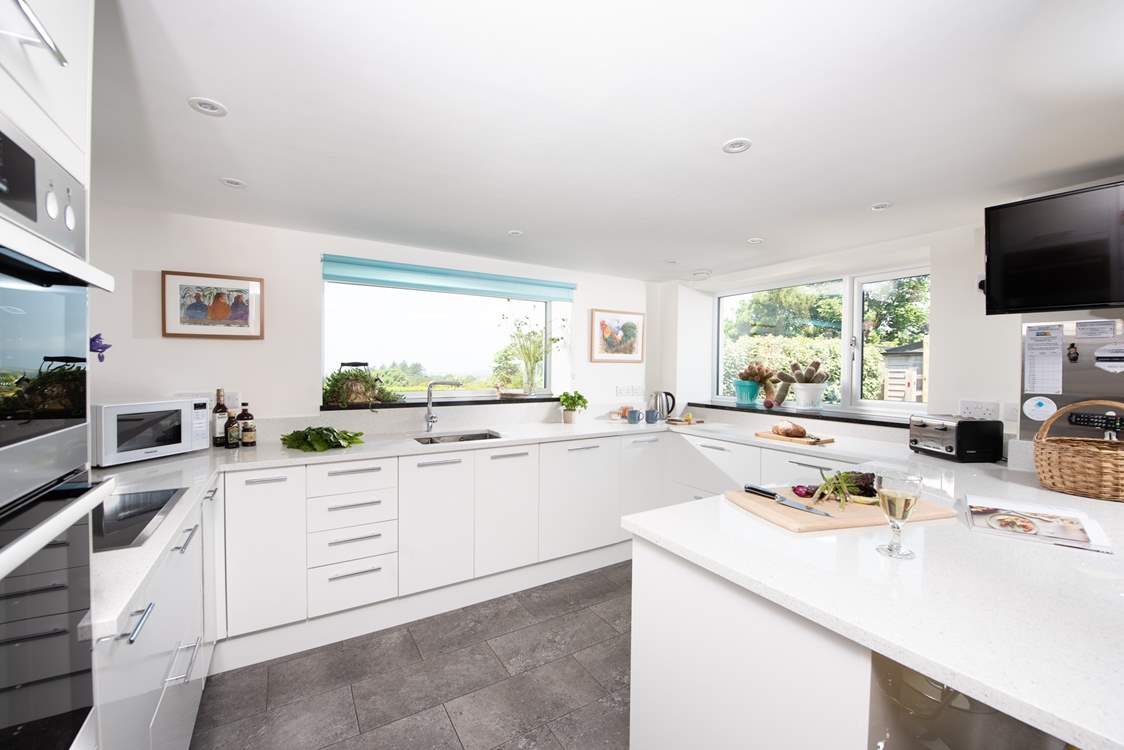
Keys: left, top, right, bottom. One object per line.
{"left": 322, "top": 255, "right": 576, "bottom": 303}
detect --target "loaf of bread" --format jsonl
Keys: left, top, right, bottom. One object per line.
{"left": 771, "top": 420, "right": 806, "bottom": 438}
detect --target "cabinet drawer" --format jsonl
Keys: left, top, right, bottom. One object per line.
{"left": 307, "top": 488, "right": 397, "bottom": 532}
{"left": 308, "top": 553, "right": 398, "bottom": 618}
{"left": 307, "top": 458, "right": 397, "bottom": 497}
{"left": 308, "top": 521, "right": 397, "bottom": 568}
{"left": 759, "top": 449, "right": 856, "bottom": 486}
{"left": 0, "top": 566, "right": 89, "bottom": 624}
{"left": 0, "top": 609, "right": 87, "bottom": 689}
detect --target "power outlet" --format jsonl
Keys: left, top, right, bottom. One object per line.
{"left": 615, "top": 385, "right": 643, "bottom": 398}
{"left": 959, "top": 399, "right": 1000, "bottom": 420}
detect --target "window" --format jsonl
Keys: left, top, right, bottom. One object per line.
{"left": 321, "top": 256, "right": 575, "bottom": 405}
{"left": 716, "top": 270, "right": 930, "bottom": 411}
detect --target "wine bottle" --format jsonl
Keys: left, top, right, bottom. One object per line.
{"left": 212, "top": 388, "right": 228, "bottom": 447}
{"left": 237, "top": 402, "right": 256, "bottom": 447}
{"left": 224, "top": 412, "right": 241, "bottom": 449}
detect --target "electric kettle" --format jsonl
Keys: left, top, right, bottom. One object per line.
{"left": 649, "top": 391, "right": 676, "bottom": 420}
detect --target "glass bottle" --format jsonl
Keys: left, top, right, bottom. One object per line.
{"left": 224, "top": 411, "right": 241, "bottom": 449}
{"left": 237, "top": 402, "right": 256, "bottom": 447}
{"left": 212, "top": 388, "right": 228, "bottom": 447}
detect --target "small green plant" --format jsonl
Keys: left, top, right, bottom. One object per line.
{"left": 281, "top": 426, "right": 365, "bottom": 452}
{"left": 322, "top": 368, "right": 401, "bottom": 409}
{"left": 558, "top": 391, "right": 589, "bottom": 411}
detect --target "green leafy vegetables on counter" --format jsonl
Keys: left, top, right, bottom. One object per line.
{"left": 280, "top": 426, "right": 365, "bottom": 452}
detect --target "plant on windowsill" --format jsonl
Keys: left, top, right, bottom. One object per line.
{"left": 558, "top": 390, "right": 588, "bottom": 424}
{"left": 497, "top": 314, "right": 564, "bottom": 395}
{"left": 735, "top": 362, "right": 779, "bottom": 406}
{"left": 777, "top": 360, "right": 829, "bottom": 409}
{"left": 322, "top": 367, "right": 402, "bottom": 410}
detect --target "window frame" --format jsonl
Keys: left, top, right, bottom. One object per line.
{"left": 712, "top": 265, "right": 930, "bottom": 416}
{"left": 321, "top": 280, "right": 559, "bottom": 404}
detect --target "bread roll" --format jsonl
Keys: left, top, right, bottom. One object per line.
{"left": 771, "top": 420, "right": 807, "bottom": 438}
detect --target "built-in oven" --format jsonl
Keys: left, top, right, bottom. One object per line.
{"left": 91, "top": 400, "right": 212, "bottom": 467}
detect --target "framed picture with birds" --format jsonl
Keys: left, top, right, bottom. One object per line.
{"left": 161, "top": 270, "right": 264, "bottom": 339}
{"left": 589, "top": 309, "right": 644, "bottom": 363}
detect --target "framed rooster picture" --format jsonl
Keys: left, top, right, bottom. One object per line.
{"left": 589, "top": 309, "right": 644, "bottom": 363}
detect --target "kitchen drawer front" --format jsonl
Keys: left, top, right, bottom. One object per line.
{"left": 307, "top": 521, "right": 397, "bottom": 568}
{"left": 307, "top": 458, "right": 397, "bottom": 497}
{"left": 0, "top": 523, "right": 89, "bottom": 578}
{"left": 759, "top": 449, "right": 856, "bottom": 486}
{"left": 0, "top": 609, "right": 87, "bottom": 689}
{"left": 307, "top": 488, "right": 398, "bottom": 532}
{"left": 308, "top": 553, "right": 398, "bottom": 618}
{"left": 0, "top": 565, "right": 89, "bottom": 624}
{"left": 679, "top": 434, "right": 761, "bottom": 491}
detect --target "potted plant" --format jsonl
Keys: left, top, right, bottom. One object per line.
{"left": 735, "top": 362, "right": 778, "bottom": 406}
{"left": 777, "top": 360, "right": 829, "bottom": 409}
{"left": 558, "top": 390, "right": 588, "bottom": 424}
{"left": 322, "top": 367, "right": 401, "bottom": 410}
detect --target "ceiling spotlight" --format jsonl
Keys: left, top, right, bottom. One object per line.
{"left": 870, "top": 201, "right": 894, "bottom": 212}
{"left": 507, "top": 229, "right": 524, "bottom": 237}
{"left": 721, "top": 138, "right": 752, "bottom": 154}
{"left": 219, "top": 177, "right": 247, "bottom": 189}
{"left": 188, "top": 97, "right": 228, "bottom": 117}
{"left": 746, "top": 237, "right": 766, "bottom": 245}
{"left": 691, "top": 269, "right": 713, "bottom": 281}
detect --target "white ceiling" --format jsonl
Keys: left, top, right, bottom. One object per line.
{"left": 92, "top": 0, "right": 1124, "bottom": 281}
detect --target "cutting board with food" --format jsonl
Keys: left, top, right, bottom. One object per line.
{"left": 753, "top": 420, "right": 833, "bottom": 445}
{"left": 724, "top": 472, "right": 956, "bottom": 533}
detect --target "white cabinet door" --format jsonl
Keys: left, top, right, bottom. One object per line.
{"left": 0, "top": 0, "right": 93, "bottom": 153}
{"left": 759, "top": 449, "right": 857, "bottom": 486}
{"left": 540, "top": 437, "right": 622, "bottom": 560}
{"left": 664, "top": 481, "right": 715, "bottom": 506}
{"left": 198, "top": 480, "right": 223, "bottom": 674}
{"left": 619, "top": 434, "right": 667, "bottom": 532}
{"left": 474, "top": 445, "right": 539, "bottom": 577}
{"left": 399, "top": 452, "right": 474, "bottom": 596}
{"left": 670, "top": 434, "right": 761, "bottom": 493}
{"left": 225, "top": 467, "right": 307, "bottom": 636}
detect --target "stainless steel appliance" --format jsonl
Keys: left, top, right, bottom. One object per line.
{"left": 92, "top": 399, "right": 213, "bottom": 467}
{"left": 908, "top": 415, "right": 1004, "bottom": 463}
{"left": 648, "top": 391, "right": 676, "bottom": 420}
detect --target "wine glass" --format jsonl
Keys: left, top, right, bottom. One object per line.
{"left": 875, "top": 470, "right": 924, "bottom": 559}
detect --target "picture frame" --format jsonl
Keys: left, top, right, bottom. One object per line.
{"left": 161, "top": 271, "right": 265, "bottom": 339}
{"left": 589, "top": 308, "right": 644, "bottom": 363}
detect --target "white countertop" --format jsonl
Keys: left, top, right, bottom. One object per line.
{"left": 622, "top": 456, "right": 1124, "bottom": 750}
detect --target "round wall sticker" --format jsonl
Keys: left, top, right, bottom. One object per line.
{"left": 1022, "top": 397, "right": 1057, "bottom": 421}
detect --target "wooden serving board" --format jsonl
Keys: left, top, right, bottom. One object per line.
{"left": 724, "top": 488, "right": 956, "bottom": 533}
{"left": 754, "top": 430, "right": 835, "bottom": 446}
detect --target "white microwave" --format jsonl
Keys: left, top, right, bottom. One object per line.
{"left": 92, "top": 399, "right": 212, "bottom": 467}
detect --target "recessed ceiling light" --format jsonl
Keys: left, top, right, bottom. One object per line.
{"left": 870, "top": 201, "right": 894, "bottom": 212}
{"left": 507, "top": 229, "right": 524, "bottom": 237}
{"left": 721, "top": 138, "right": 752, "bottom": 154}
{"left": 219, "top": 177, "right": 247, "bottom": 189}
{"left": 691, "top": 269, "right": 713, "bottom": 281}
{"left": 188, "top": 97, "right": 228, "bottom": 117}
{"left": 746, "top": 237, "right": 766, "bottom": 245}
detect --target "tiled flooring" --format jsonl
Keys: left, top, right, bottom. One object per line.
{"left": 190, "top": 561, "right": 633, "bottom": 750}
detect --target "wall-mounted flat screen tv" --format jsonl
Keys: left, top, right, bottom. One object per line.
{"left": 985, "top": 180, "right": 1124, "bottom": 315}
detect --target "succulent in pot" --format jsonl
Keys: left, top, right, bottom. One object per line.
{"left": 558, "top": 390, "right": 588, "bottom": 424}
{"left": 776, "top": 360, "right": 829, "bottom": 409}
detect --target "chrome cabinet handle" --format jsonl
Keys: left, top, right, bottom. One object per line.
{"left": 788, "top": 460, "right": 843, "bottom": 473}
{"left": 204, "top": 488, "right": 218, "bottom": 500}
{"left": 568, "top": 444, "right": 600, "bottom": 452}
{"left": 328, "top": 565, "right": 382, "bottom": 582}
{"left": 165, "top": 638, "right": 201, "bottom": 684}
{"left": 173, "top": 524, "right": 199, "bottom": 554}
{"left": 245, "top": 476, "right": 287, "bottom": 485}
{"left": 327, "top": 532, "right": 382, "bottom": 546}
{"left": 327, "top": 499, "right": 382, "bottom": 511}
{"left": 11, "top": 0, "right": 68, "bottom": 67}
{"left": 699, "top": 443, "right": 729, "bottom": 452}
{"left": 128, "top": 602, "right": 155, "bottom": 644}
{"left": 327, "top": 466, "right": 382, "bottom": 477}
{"left": 0, "top": 626, "right": 67, "bottom": 646}
{"left": 417, "top": 458, "right": 462, "bottom": 468}
{"left": 490, "top": 451, "right": 529, "bottom": 460}
{"left": 631, "top": 437, "right": 659, "bottom": 444}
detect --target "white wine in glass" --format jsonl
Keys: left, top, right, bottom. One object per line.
{"left": 876, "top": 472, "right": 923, "bottom": 559}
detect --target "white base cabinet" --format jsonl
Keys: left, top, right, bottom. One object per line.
{"left": 399, "top": 452, "right": 475, "bottom": 595}
{"left": 225, "top": 467, "right": 307, "bottom": 637}
{"left": 759, "top": 449, "right": 857, "bottom": 485}
{"left": 540, "top": 437, "right": 622, "bottom": 560}
{"left": 618, "top": 434, "right": 668, "bottom": 534}
{"left": 474, "top": 445, "right": 540, "bottom": 577}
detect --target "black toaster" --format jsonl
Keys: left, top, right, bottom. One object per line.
{"left": 908, "top": 414, "right": 1004, "bottom": 462}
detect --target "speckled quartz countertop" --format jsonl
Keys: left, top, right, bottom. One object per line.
{"left": 622, "top": 458, "right": 1124, "bottom": 750}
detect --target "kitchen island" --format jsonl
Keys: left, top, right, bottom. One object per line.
{"left": 622, "top": 460, "right": 1124, "bottom": 750}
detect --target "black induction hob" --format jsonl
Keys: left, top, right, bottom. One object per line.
{"left": 90, "top": 487, "right": 187, "bottom": 552}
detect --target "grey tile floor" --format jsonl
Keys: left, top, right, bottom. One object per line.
{"left": 190, "top": 561, "right": 632, "bottom": 750}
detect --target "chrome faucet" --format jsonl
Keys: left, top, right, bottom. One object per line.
{"left": 425, "top": 381, "right": 462, "bottom": 432}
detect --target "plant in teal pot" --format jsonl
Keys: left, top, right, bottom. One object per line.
{"left": 735, "top": 362, "right": 778, "bottom": 406}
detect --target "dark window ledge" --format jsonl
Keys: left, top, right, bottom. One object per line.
{"left": 686, "top": 401, "right": 911, "bottom": 429}
{"left": 321, "top": 395, "right": 560, "bottom": 411}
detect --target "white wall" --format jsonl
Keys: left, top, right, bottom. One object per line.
{"left": 644, "top": 282, "right": 713, "bottom": 412}
{"left": 88, "top": 198, "right": 649, "bottom": 420}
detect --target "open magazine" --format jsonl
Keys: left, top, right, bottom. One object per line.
{"left": 964, "top": 495, "right": 1113, "bottom": 554}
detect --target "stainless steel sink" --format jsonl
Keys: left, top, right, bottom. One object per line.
{"left": 414, "top": 430, "right": 502, "bottom": 445}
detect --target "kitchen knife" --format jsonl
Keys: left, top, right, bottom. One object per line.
{"left": 744, "top": 483, "right": 833, "bottom": 517}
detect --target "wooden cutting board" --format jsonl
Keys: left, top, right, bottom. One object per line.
{"left": 724, "top": 488, "right": 957, "bottom": 533}
{"left": 754, "top": 431, "right": 835, "bottom": 446}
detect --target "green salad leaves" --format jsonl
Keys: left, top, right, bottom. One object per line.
{"left": 280, "top": 426, "right": 365, "bottom": 452}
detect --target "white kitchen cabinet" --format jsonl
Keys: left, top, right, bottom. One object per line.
{"left": 398, "top": 452, "right": 474, "bottom": 596}
{"left": 198, "top": 480, "right": 223, "bottom": 672}
{"left": 307, "top": 487, "right": 397, "bottom": 532}
{"left": 759, "top": 449, "right": 857, "bottom": 486}
{"left": 307, "top": 457, "right": 397, "bottom": 497}
{"left": 669, "top": 434, "right": 761, "bottom": 493}
{"left": 474, "top": 445, "right": 539, "bottom": 577}
{"left": 0, "top": 0, "right": 93, "bottom": 155}
{"left": 540, "top": 437, "right": 622, "bottom": 560}
{"left": 308, "top": 552, "right": 398, "bottom": 618}
{"left": 225, "top": 466, "right": 307, "bottom": 636}
{"left": 618, "top": 434, "right": 667, "bottom": 534}
{"left": 95, "top": 501, "right": 204, "bottom": 750}
{"left": 664, "top": 481, "right": 716, "bottom": 506}
{"left": 307, "top": 520, "right": 397, "bottom": 568}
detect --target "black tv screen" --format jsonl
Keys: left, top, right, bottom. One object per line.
{"left": 985, "top": 180, "right": 1124, "bottom": 315}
